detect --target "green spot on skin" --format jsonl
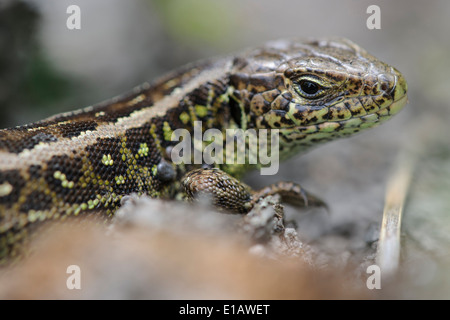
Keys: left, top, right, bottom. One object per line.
{"left": 28, "top": 211, "right": 37, "bottom": 223}
{"left": 122, "top": 154, "right": 126, "bottom": 161}
{"left": 115, "top": 175, "right": 126, "bottom": 185}
{"left": 151, "top": 165, "right": 158, "bottom": 176}
{"left": 102, "top": 154, "right": 114, "bottom": 166}
{"left": 53, "top": 171, "right": 62, "bottom": 179}
{"left": 216, "top": 93, "right": 229, "bottom": 103}
{"left": 179, "top": 111, "right": 190, "bottom": 124}
{"left": 163, "top": 121, "right": 173, "bottom": 141}
{"left": 54, "top": 170, "right": 75, "bottom": 188}
{"left": 80, "top": 203, "right": 88, "bottom": 210}
{"left": 195, "top": 105, "right": 208, "bottom": 117}
{"left": 88, "top": 200, "right": 96, "bottom": 210}
{"left": 0, "top": 182, "right": 13, "bottom": 197}
{"left": 138, "top": 143, "right": 149, "bottom": 157}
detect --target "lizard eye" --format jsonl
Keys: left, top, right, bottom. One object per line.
{"left": 300, "top": 80, "right": 319, "bottom": 95}
{"left": 295, "top": 79, "right": 324, "bottom": 99}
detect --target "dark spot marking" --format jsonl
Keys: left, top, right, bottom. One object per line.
{"left": 344, "top": 102, "right": 359, "bottom": 115}
{"left": 271, "top": 96, "right": 289, "bottom": 111}
{"left": 280, "top": 116, "right": 295, "bottom": 126}
{"left": 211, "top": 78, "right": 228, "bottom": 97}
{"left": 295, "top": 135, "right": 307, "bottom": 141}
{"left": 59, "top": 120, "right": 98, "bottom": 138}
{"left": 28, "top": 165, "right": 43, "bottom": 180}
{"left": 0, "top": 130, "right": 57, "bottom": 153}
{"left": 281, "top": 92, "right": 292, "bottom": 100}
{"left": 31, "top": 132, "right": 58, "bottom": 144}
{"left": 229, "top": 97, "right": 243, "bottom": 128}
{"left": 293, "top": 112, "right": 305, "bottom": 122}
{"left": 249, "top": 74, "right": 275, "bottom": 89}
{"left": 232, "top": 90, "right": 242, "bottom": 101}
{"left": 334, "top": 123, "right": 344, "bottom": 131}
{"left": 19, "top": 191, "right": 53, "bottom": 212}
{"left": 230, "top": 73, "right": 249, "bottom": 90}
{"left": 284, "top": 68, "right": 295, "bottom": 78}
{"left": 259, "top": 118, "right": 269, "bottom": 128}
{"left": 322, "top": 111, "right": 332, "bottom": 121}
{"left": 232, "top": 57, "right": 248, "bottom": 70}
{"left": 325, "top": 71, "right": 345, "bottom": 82}
{"left": 187, "top": 83, "right": 210, "bottom": 107}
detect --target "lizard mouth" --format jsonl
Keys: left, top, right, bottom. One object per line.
{"left": 277, "top": 94, "right": 408, "bottom": 148}
{"left": 301, "top": 94, "right": 407, "bottom": 131}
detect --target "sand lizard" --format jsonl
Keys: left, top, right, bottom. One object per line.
{"left": 0, "top": 38, "right": 408, "bottom": 261}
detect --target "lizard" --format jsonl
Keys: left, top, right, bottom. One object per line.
{"left": 0, "top": 38, "right": 408, "bottom": 262}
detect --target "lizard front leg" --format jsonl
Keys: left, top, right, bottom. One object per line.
{"left": 182, "top": 168, "right": 325, "bottom": 214}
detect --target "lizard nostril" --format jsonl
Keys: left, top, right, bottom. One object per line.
{"left": 377, "top": 73, "right": 396, "bottom": 95}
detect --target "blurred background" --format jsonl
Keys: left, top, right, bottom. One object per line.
{"left": 1, "top": 0, "right": 450, "bottom": 298}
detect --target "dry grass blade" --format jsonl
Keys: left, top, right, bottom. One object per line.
{"left": 376, "top": 153, "right": 414, "bottom": 277}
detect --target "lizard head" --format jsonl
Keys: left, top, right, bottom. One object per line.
{"left": 229, "top": 38, "right": 407, "bottom": 159}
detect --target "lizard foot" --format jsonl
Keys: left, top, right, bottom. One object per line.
{"left": 182, "top": 168, "right": 326, "bottom": 214}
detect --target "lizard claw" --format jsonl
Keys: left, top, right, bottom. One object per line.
{"left": 253, "top": 181, "right": 328, "bottom": 211}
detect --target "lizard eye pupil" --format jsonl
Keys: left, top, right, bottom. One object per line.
{"left": 299, "top": 80, "right": 319, "bottom": 95}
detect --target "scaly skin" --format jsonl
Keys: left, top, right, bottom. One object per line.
{"left": 0, "top": 38, "right": 407, "bottom": 261}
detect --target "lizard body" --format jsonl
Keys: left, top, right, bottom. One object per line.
{"left": 0, "top": 38, "right": 407, "bottom": 261}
